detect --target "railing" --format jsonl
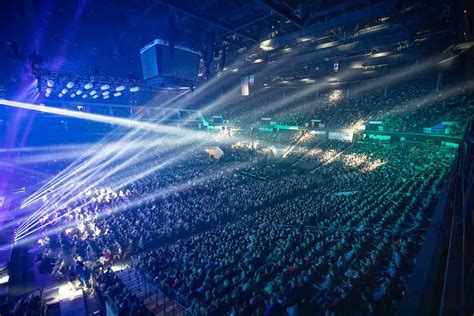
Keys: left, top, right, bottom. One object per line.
{"left": 438, "top": 121, "right": 474, "bottom": 315}
{"left": 130, "top": 260, "right": 191, "bottom": 316}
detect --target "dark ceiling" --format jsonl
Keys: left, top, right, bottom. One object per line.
{"left": 0, "top": 0, "right": 469, "bottom": 84}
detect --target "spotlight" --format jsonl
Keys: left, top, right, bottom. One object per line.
{"left": 61, "top": 88, "right": 68, "bottom": 94}
{"left": 90, "top": 90, "right": 97, "bottom": 96}
{"left": 129, "top": 86, "right": 140, "bottom": 92}
{"left": 103, "top": 95, "right": 110, "bottom": 99}
{"left": 370, "top": 52, "right": 390, "bottom": 58}
{"left": 100, "top": 84, "right": 110, "bottom": 90}
{"left": 45, "top": 93, "right": 50, "bottom": 98}
{"left": 66, "top": 81, "right": 75, "bottom": 89}
{"left": 47, "top": 80, "right": 54, "bottom": 87}
{"left": 102, "top": 91, "right": 110, "bottom": 96}
{"left": 84, "top": 83, "right": 93, "bottom": 90}
{"left": 70, "top": 93, "right": 76, "bottom": 98}
{"left": 46, "top": 87, "right": 52, "bottom": 94}
{"left": 113, "top": 92, "right": 122, "bottom": 97}
{"left": 76, "top": 89, "right": 83, "bottom": 95}
{"left": 92, "top": 94, "right": 99, "bottom": 99}
{"left": 58, "top": 93, "right": 63, "bottom": 97}
{"left": 82, "top": 94, "right": 88, "bottom": 99}
{"left": 115, "top": 85, "right": 126, "bottom": 92}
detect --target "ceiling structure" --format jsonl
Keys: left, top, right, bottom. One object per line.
{"left": 0, "top": 0, "right": 470, "bottom": 96}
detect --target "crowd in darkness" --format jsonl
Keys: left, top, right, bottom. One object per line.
{"left": 209, "top": 78, "right": 474, "bottom": 136}
{"left": 25, "top": 75, "right": 470, "bottom": 315}
{"left": 133, "top": 140, "right": 453, "bottom": 315}
{"left": 31, "top": 125, "right": 456, "bottom": 315}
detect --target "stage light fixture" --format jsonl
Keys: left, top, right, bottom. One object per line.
{"left": 102, "top": 91, "right": 110, "bottom": 96}
{"left": 82, "top": 94, "right": 88, "bottom": 99}
{"left": 103, "top": 95, "right": 110, "bottom": 99}
{"left": 76, "top": 89, "right": 83, "bottom": 95}
{"left": 46, "top": 87, "right": 52, "bottom": 94}
{"left": 115, "top": 86, "right": 126, "bottom": 92}
{"left": 58, "top": 93, "right": 63, "bottom": 97}
{"left": 90, "top": 90, "right": 97, "bottom": 96}
{"left": 84, "top": 83, "right": 93, "bottom": 90}
{"left": 70, "top": 93, "right": 76, "bottom": 98}
{"left": 100, "top": 84, "right": 110, "bottom": 90}
{"left": 47, "top": 80, "right": 54, "bottom": 87}
{"left": 61, "top": 88, "right": 68, "bottom": 94}
{"left": 130, "top": 86, "right": 140, "bottom": 92}
{"left": 92, "top": 95, "right": 99, "bottom": 99}
{"left": 67, "top": 81, "right": 75, "bottom": 89}
{"left": 113, "top": 92, "right": 122, "bottom": 97}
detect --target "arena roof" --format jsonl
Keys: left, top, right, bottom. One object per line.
{"left": 0, "top": 0, "right": 469, "bottom": 87}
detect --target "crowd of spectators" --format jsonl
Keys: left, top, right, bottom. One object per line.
{"left": 95, "top": 267, "right": 150, "bottom": 315}
{"left": 133, "top": 139, "right": 454, "bottom": 315}
{"left": 28, "top": 91, "right": 461, "bottom": 315}
{"left": 21, "top": 73, "right": 466, "bottom": 315}
{"left": 204, "top": 77, "right": 474, "bottom": 136}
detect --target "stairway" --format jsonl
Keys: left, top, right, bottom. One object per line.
{"left": 115, "top": 268, "right": 186, "bottom": 316}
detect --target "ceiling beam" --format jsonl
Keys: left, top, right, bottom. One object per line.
{"left": 218, "top": 12, "right": 272, "bottom": 41}
{"left": 156, "top": 1, "right": 258, "bottom": 43}
{"left": 260, "top": 0, "right": 303, "bottom": 28}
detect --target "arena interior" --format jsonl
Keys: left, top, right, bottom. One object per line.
{"left": 0, "top": 0, "right": 474, "bottom": 315}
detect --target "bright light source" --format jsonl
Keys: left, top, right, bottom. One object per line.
{"left": 70, "top": 93, "right": 76, "bottom": 98}
{"left": 316, "top": 41, "right": 338, "bottom": 49}
{"left": 45, "top": 93, "right": 50, "bottom": 98}
{"left": 47, "top": 80, "right": 54, "bottom": 87}
{"left": 102, "top": 91, "right": 110, "bottom": 96}
{"left": 58, "top": 93, "right": 63, "bottom": 98}
{"left": 100, "top": 84, "right": 110, "bottom": 90}
{"left": 46, "top": 87, "right": 52, "bottom": 94}
{"left": 301, "top": 78, "right": 316, "bottom": 83}
{"left": 351, "top": 62, "right": 364, "bottom": 69}
{"left": 82, "top": 94, "right": 88, "bottom": 99}
{"left": 93, "top": 95, "right": 99, "bottom": 99}
{"left": 115, "top": 85, "right": 126, "bottom": 92}
{"left": 66, "top": 81, "right": 74, "bottom": 89}
{"left": 103, "top": 95, "right": 110, "bottom": 99}
{"left": 328, "top": 89, "right": 343, "bottom": 102}
{"left": 58, "top": 283, "right": 83, "bottom": 300}
{"left": 84, "top": 83, "right": 93, "bottom": 90}
{"left": 371, "top": 52, "right": 390, "bottom": 58}
{"left": 253, "top": 59, "right": 264, "bottom": 64}
{"left": 282, "top": 47, "right": 292, "bottom": 53}
{"left": 113, "top": 92, "right": 122, "bottom": 97}
{"left": 76, "top": 89, "right": 83, "bottom": 95}
{"left": 0, "top": 274, "right": 10, "bottom": 285}
{"left": 61, "top": 88, "right": 68, "bottom": 94}
{"left": 90, "top": 90, "right": 97, "bottom": 96}
{"left": 281, "top": 80, "right": 290, "bottom": 84}
{"left": 129, "top": 86, "right": 140, "bottom": 92}
{"left": 298, "top": 37, "right": 313, "bottom": 43}
{"left": 259, "top": 39, "right": 274, "bottom": 51}
{"left": 232, "top": 68, "right": 239, "bottom": 73}
{"left": 327, "top": 77, "right": 338, "bottom": 82}
{"left": 358, "top": 24, "right": 389, "bottom": 35}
